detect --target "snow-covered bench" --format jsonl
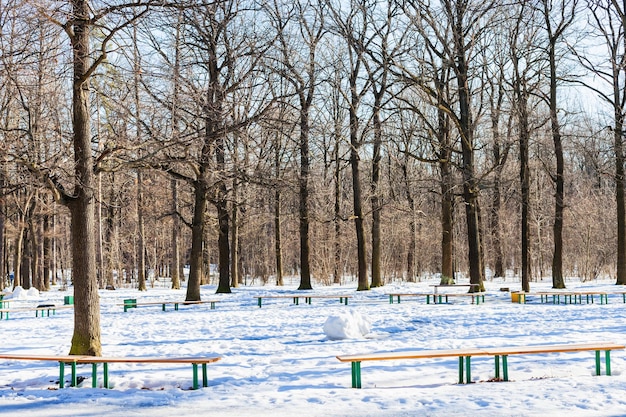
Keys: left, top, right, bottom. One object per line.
{"left": 336, "top": 342, "right": 624, "bottom": 388}
{"left": 0, "top": 304, "right": 73, "bottom": 320}
{"left": 386, "top": 292, "right": 485, "bottom": 305}
{"left": 120, "top": 299, "right": 220, "bottom": 312}
{"left": 255, "top": 294, "right": 352, "bottom": 308}
{"left": 0, "top": 353, "right": 221, "bottom": 390}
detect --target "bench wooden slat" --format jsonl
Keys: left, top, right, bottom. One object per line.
{"left": 337, "top": 348, "right": 487, "bottom": 362}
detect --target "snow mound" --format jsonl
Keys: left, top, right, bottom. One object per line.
{"left": 323, "top": 310, "right": 371, "bottom": 340}
{"left": 6, "top": 286, "right": 40, "bottom": 300}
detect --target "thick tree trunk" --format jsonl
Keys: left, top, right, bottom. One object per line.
{"left": 615, "top": 114, "right": 626, "bottom": 284}
{"left": 274, "top": 187, "right": 284, "bottom": 286}
{"left": 68, "top": 11, "right": 101, "bottom": 352}
{"left": 370, "top": 108, "right": 383, "bottom": 288}
{"left": 456, "top": 45, "right": 485, "bottom": 291}
{"left": 171, "top": 179, "right": 181, "bottom": 290}
{"left": 298, "top": 108, "right": 313, "bottom": 290}
{"left": 186, "top": 180, "right": 207, "bottom": 301}
{"left": 136, "top": 171, "right": 147, "bottom": 291}
{"left": 549, "top": 41, "right": 566, "bottom": 289}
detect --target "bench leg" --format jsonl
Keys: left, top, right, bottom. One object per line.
{"left": 258, "top": 298, "right": 262, "bottom": 308}
{"left": 192, "top": 363, "right": 199, "bottom": 390}
{"left": 351, "top": 361, "right": 362, "bottom": 388}
{"left": 59, "top": 361, "right": 65, "bottom": 388}
{"left": 104, "top": 363, "right": 109, "bottom": 388}
{"left": 595, "top": 350, "right": 612, "bottom": 376}
{"left": 162, "top": 304, "right": 166, "bottom": 311}
{"left": 494, "top": 355, "right": 500, "bottom": 379}
{"left": 211, "top": 302, "right": 215, "bottom": 309}
{"left": 71, "top": 362, "right": 77, "bottom": 387}
{"left": 175, "top": 303, "right": 179, "bottom": 311}
{"left": 92, "top": 363, "right": 98, "bottom": 388}
{"left": 202, "top": 363, "right": 208, "bottom": 387}
{"left": 458, "top": 356, "right": 472, "bottom": 383}
{"left": 502, "top": 355, "right": 509, "bottom": 381}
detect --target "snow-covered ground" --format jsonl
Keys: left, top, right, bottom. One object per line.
{"left": 1, "top": 278, "right": 626, "bottom": 416}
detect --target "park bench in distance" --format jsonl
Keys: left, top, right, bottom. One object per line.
{"left": 254, "top": 294, "right": 352, "bottom": 308}
{"left": 386, "top": 292, "right": 485, "bottom": 305}
{"left": 121, "top": 299, "right": 220, "bottom": 312}
{"left": 336, "top": 342, "right": 624, "bottom": 388}
{"left": 0, "top": 304, "right": 73, "bottom": 320}
{"left": 0, "top": 353, "right": 221, "bottom": 390}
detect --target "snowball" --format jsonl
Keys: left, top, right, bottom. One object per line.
{"left": 323, "top": 310, "right": 371, "bottom": 340}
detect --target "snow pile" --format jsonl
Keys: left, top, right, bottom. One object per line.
{"left": 6, "top": 286, "right": 40, "bottom": 300}
{"left": 323, "top": 310, "right": 371, "bottom": 340}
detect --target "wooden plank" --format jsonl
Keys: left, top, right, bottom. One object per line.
{"left": 76, "top": 356, "right": 221, "bottom": 364}
{"left": 336, "top": 348, "right": 488, "bottom": 362}
{"left": 483, "top": 343, "right": 625, "bottom": 356}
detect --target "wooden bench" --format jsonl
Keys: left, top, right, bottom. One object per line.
{"left": 430, "top": 284, "right": 480, "bottom": 294}
{"left": 386, "top": 292, "right": 485, "bottom": 305}
{"left": 255, "top": 294, "right": 352, "bottom": 308}
{"left": 0, "top": 304, "right": 73, "bottom": 320}
{"left": 387, "top": 293, "right": 436, "bottom": 304}
{"left": 0, "top": 353, "right": 221, "bottom": 390}
{"left": 535, "top": 291, "right": 608, "bottom": 305}
{"left": 121, "top": 299, "right": 220, "bottom": 312}
{"left": 336, "top": 342, "right": 624, "bottom": 388}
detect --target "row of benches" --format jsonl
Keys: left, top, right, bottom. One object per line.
{"left": 4, "top": 287, "right": 626, "bottom": 318}
{"left": 0, "top": 342, "right": 622, "bottom": 390}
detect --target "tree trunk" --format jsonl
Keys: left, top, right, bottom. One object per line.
{"left": 370, "top": 106, "right": 383, "bottom": 288}
{"left": 136, "top": 171, "right": 147, "bottom": 291}
{"left": 67, "top": 0, "right": 101, "bottom": 356}
{"left": 453, "top": 11, "right": 484, "bottom": 292}
{"left": 548, "top": 40, "right": 566, "bottom": 289}
{"left": 274, "top": 167, "right": 284, "bottom": 286}
{"left": 171, "top": 179, "right": 181, "bottom": 290}
{"left": 298, "top": 106, "right": 313, "bottom": 290}
{"left": 333, "top": 119, "right": 342, "bottom": 285}
{"left": 186, "top": 179, "right": 207, "bottom": 301}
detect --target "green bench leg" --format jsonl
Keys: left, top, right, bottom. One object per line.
{"left": 351, "top": 361, "right": 362, "bottom": 388}
{"left": 595, "top": 350, "right": 611, "bottom": 376}
{"left": 192, "top": 363, "right": 199, "bottom": 390}
{"left": 502, "top": 355, "right": 508, "bottom": 381}
{"left": 388, "top": 295, "right": 393, "bottom": 304}
{"left": 306, "top": 297, "right": 312, "bottom": 305}
{"left": 92, "top": 363, "right": 98, "bottom": 388}
{"left": 202, "top": 363, "right": 208, "bottom": 387}
{"left": 104, "top": 363, "right": 109, "bottom": 388}
{"left": 458, "top": 356, "right": 472, "bottom": 383}
{"left": 425, "top": 295, "right": 430, "bottom": 304}
{"left": 257, "top": 298, "right": 262, "bottom": 308}
{"left": 59, "top": 361, "right": 65, "bottom": 388}
{"left": 210, "top": 302, "right": 216, "bottom": 309}
{"left": 494, "top": 355, "right": 500, "bottom": 379}
{"left": 71, "top": 362, "right": 77, "bottom": 387}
